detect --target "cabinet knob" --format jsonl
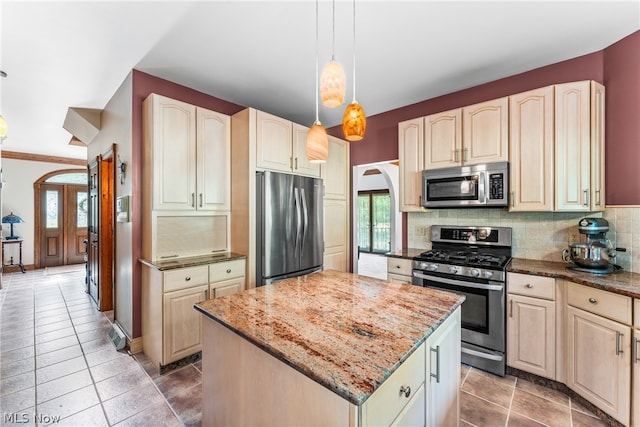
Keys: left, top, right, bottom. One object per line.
{"left": 399, "top": 385, "right": 411, "bottom": 398}
{"left": 396, "top": 265, "right": 401, "bottom": 269}
{"left": 525, "top": 283, "right": 533, "bottom": 288}
{"left": 185, "top": 276, "right": 191, "bottom": 282}
{"left": 226, "top": 269, "right": 231, "bottom": 274}
{"left": 588, "top": 297, "right": 597, "bottom": 304}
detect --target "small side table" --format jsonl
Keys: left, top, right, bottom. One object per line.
{"left": 2, "top": 239, "right": 26, "bottom": 273}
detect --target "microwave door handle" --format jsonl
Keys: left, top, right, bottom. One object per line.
{"left": 477, "top": 171, "right": 486, "bottom": 202}
{"left": 413, "top": 271, "right": 503, "bottom": 291}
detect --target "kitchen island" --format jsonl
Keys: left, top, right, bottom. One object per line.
{"left": 194, "top": 269, "right": 465, "bottom": 426}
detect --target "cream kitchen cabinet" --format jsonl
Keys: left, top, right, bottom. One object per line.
{"left": 321, "top": 135, "right": 350, "bottom": 272}
{"left": 509, "top": 86, "right": 555, "bottom": 211}
{"left": 142, "top": 264, "right": 210, "bottom": 369}
{"left": 209, "top": 259, "right": 246, "bottom": 298}
{"left": 565, "top": 282, "right": 631, "bottom": 426}
{"left": 255, "top": 110, "right": 321, "bottom": 178}
{"left": 143, "top": 93, "right": 230, "bottom": 212}
{"left": 462, "top": 97, "right": 509, "bottom": 166}
{"left": 633, "top": 300, "right": 640, "bottom": 427}
{"left": 386, "top": 257, "right": 412, "bottom": 283}
{"left": 398, "top": 117, "right": 425, "bottom": 212}
{"left": 424, "top": 108, "right": 462, "bottom": 170}
{"left": 425, "top": 307, "right": 461, "bottom": 427}
{"left": 555, "top": 81, "right": 605, "bottom": 211}
{"left": 506, "top": 273, "right": 556, "bottom": 379}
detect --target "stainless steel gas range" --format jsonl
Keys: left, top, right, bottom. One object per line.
{"left": 412, "top": 225, "right": 512, "bottom": 376}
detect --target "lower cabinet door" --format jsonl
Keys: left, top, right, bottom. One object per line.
{"left": 633, "top": 329, "right": 640, "bottom": 427}
{"left": 566, "top": 306, "right": 631, "bottom": 425}
{"left": 211, "top": 277, "right": 245, "bottom": 298}
{"left": 163, "top": 285, "right": 208, "bottom": 364}
{"left": 507, "top": 294, "right": 555, "bottom": 379}
{"left": 390, "top": 383, "right": 425, "bottom": 427}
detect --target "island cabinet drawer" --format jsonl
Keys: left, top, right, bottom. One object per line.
{"left": 210, "top": 259, "right": 246, "bottom": 282}
{"left": 362, "top": 343, "right": 425, "bottom": 427}
{"left": 507, "top": 273, "right": 555, "bottom": 300}
{"left": 163, "top": 266, "right": 209, "bottom": 292}
{"left": 567, "top": 282, "right": 632, "bottom": 325}
{"left": 387, "top": 257, "right": 412, "bottom": 277}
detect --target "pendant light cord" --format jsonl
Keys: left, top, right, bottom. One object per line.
{"left": 352, "top": 0, "right": 356, "bottom": 103}
{"left": 331, "top": 0, "right": 336, "bottom": 61}
{"left": 315, "top": 0, "right": 320, "bottom": 122}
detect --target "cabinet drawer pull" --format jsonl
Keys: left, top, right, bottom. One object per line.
{"left": 463, "top": 148, "right": 468, "bottom": 162}
{"left": 511, "top": 192, "right": 515, "bottom": 208}
{"left": 226, "top": 269, "right": 232, "bottom": 274}
{"left": 616, "top": 331, "right": 623, "bottom": 356}
{"left": 185, "top": 276, "right": 191, "bottom": 282}
{"left": 396, "top": 265, "right": 401, "bottom": 269}
{"left": 191, "top": 193, "right": 195, "bottom": 207}
{"left": 583, "top": 189, "right": 589, "bottom": 207}
{"left": 509, "top": 299, "right": 513, "bottom": 318}
{"left": 295, "top": 158, "right": 298, "bottom": 169}
{"left": 454, "top": 149, "right": 459, "bottom": 163}
{"left": 430, "top": 345, "right": 441, "bottom": 383}
{"left": 199, "top": 193, "right": 203, "bottom": 207}
{"left": 588, "top": 297, "right": 597, "bottom": 304}
{"left": 399, "top": 385, "right": 411, "bottom": 398}
{"left": 525, "top": 283, "right": 533, "bottom": 288}
{"left": 596, "top": 189, "right": 601, "bottom": 206}
{"left": 633, "top": 337, "right": 639, "bottom": 363}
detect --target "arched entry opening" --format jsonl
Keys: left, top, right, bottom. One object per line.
{"left": 34, "top": 169, "right": 88, "bottom": 268}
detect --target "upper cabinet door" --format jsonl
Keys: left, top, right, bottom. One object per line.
{"left": 147, "top": 94, "right": 197, "bottom": 211}
{"left": 292, "top": 123, "right": 321, "bottom": 178}
{"left": 555, "top": 81, "right": 591, "bottom": 211}
{"left": 590, "top": 82, "right": 606, "bottom": 211}
{"left": 462, "top": 97, "right": 509, "bottom": 165}
{"left": 509, "top": 86, "right": 554, "bottom": 212}
{"left": 424, "top": 108, "right": 462, "bottom": 169}
{"left": 197, "top": 107, "right": 231, "bottom": 211}
{"left": 256, "top": 110, "right": 293, "bottom": 173}
{"left": 322, "top": 135, "right": 349, "bottom": 200}
{"left": 398, "top": 117, "right": 425, "bottom": 212}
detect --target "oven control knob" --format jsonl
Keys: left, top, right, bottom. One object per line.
{"left": 428, "top": 263, "right": 438, "bottom": 272}
{"left": 448, "top": 266, "right": 459, "bottom": 274}
{"left": 470, "top": 269, "right": 480, "bottom": 277}
{"left": 483, "top": 270, "right": 494, "bottom": 279}
{"left": 419, "top": 262, "right": 430, "bottom": 270}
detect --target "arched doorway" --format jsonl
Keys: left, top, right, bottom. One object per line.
{"left": 34, "top": 169, "right": 88, "bottom": 267}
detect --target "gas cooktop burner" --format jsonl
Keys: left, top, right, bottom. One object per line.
{"left": 417, "top": 249, "right": 510, "bottom": 268}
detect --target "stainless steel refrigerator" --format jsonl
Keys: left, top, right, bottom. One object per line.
{"left": 256, "top": 171, "right": 323, "bottom": 286}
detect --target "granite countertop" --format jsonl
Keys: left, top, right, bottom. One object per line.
{"left": 508, "top": 258, "right": 640, "bottom": 299}
{"left": 385, "top": 248, "right": 425, "bottom": 259}
{"left": 139, "top": 252, "right": 246, "bottom": 271}
{"left": 194, "top": 269, "right": 465, "bottom": 406}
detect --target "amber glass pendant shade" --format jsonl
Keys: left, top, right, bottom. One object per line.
{"left": 306, "top": 121, "right": 329, "bottom": 163}
{"left": 320, "top": 60, "right": 346, "bottom": 107}
{"left": 342, "top": 102, "right": 366, "bottom": 141}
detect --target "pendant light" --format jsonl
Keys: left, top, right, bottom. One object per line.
{"left": 307, "top": 0, "right": 329, "bottom": 163}
{"left": 320, "top": 0, "right": 346, "bottom": 108}
{"left": 342, "top": 0, "right": 366, "bottom": 141}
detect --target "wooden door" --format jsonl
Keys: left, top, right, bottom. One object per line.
{"left": 398, "top": 117, "right": 424, "bottom": 212}
{"left": 65, "top": 185, "right": 88, "bottom": 264}
{"left": 462, "top": 97, "right": 509, "bottom": 165}
{"left": 255, "top": 110, "right": 293, "bottom": 173}
{"left": 424, "top": 108, "right": 462, "bottom": 169}
{"left": 88, "top": 160, "right": 99, "bottom": 304}
{"left": 40, "top": 184, "right": 65, "bottom": 267}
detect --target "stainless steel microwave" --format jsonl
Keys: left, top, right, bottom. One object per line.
{"left": 421, "top": 162, "right": 509, "bottom": 208}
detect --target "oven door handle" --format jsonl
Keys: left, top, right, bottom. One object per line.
{"left": 413, "top": 272, "right": 504, "bottom": 291}
{"left": 461, "top": 347, "right": 504, "bottom": 361}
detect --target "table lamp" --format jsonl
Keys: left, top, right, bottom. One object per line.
{"left": 2, "top": 212, "right": 24, "bottom": 240}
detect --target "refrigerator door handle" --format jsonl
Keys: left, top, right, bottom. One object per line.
{"left": 300, "top": 188, "right": 309, "bottom": 249}
{"left": 294, "top": 187, "right": 301, "bottom": 256}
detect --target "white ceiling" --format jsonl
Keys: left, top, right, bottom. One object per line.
{"left": 1, "top": 1, "right": 639, "bottom": 160}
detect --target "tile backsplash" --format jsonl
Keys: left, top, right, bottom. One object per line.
{"left": 407, "top": 207, "right": 640, "bottom": 273}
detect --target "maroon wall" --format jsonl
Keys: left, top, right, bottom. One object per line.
{"left": 129, "top": 70, "right": 244, "bottom": 338}
{"left": 603, "top": 31, "right": 640, "bottom": 205}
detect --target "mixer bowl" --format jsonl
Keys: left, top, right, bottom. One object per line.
{"left": 562, "top": 242, "right": 613, "bottom": 268}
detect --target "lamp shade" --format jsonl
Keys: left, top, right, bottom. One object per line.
{"left": 342, "top": 102, "right": 366, "bottom": 141}
{"left": 306, "top": 121, "right": 329, "bottom": 163}
{"left": 2, "top": 212, "right": 24, "bottom": 224}
{"left": 0, "top": 115, "right": 7, "bottom": 139}
{"left": 320, "top": 60, "right": 346, "bottom": 108}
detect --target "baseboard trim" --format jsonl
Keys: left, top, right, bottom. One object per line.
{"left": 128, "top": 336, "right": 143, "bottom": 354}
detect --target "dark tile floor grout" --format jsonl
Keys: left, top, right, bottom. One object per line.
{"left": 1, "top": 267, "right": 612, "bottom": 426}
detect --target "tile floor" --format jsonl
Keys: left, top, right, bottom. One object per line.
{"left": 1, "top": 267, "right": 611, "bottom": 427}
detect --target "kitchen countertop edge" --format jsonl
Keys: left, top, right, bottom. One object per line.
{"left": 139, "top": 252, "right": 246, "bottom": 270}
